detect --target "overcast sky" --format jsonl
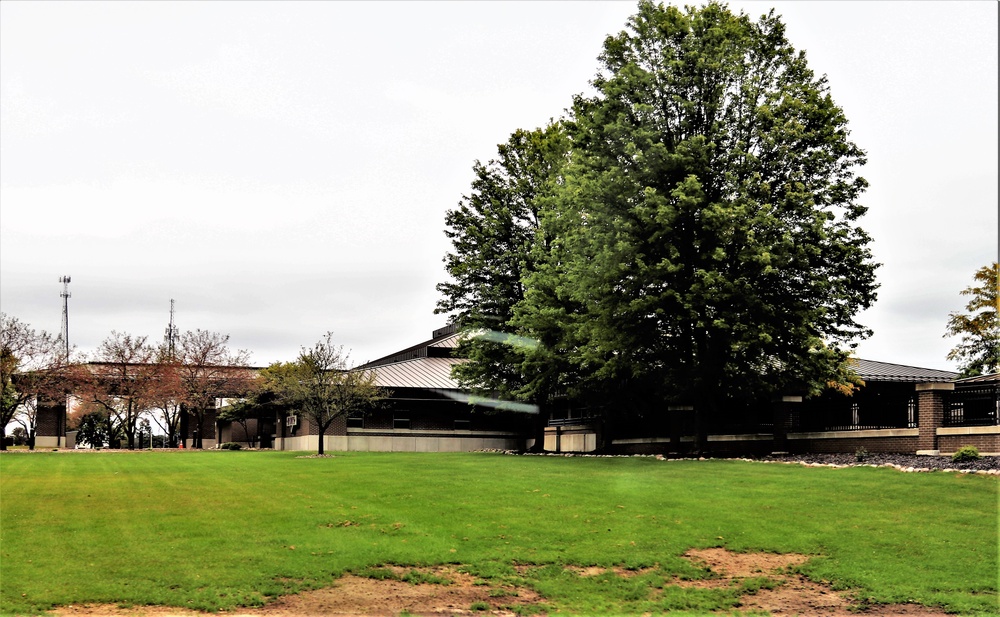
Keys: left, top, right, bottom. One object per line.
{"left": 1, "top": 1, "right": 996, "bottom": 371}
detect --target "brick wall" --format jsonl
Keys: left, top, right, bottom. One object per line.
{"left": 788, "top": 436, "right": 920, "bottom": 454}
{"left": 35, "top": 401, "right": 65, "bottom": 438}
{"left": 938, "top": 433, "right": 1000, "bottom": 454}
{"left": 916, "top": 383, "right": 951, "bottom": 451}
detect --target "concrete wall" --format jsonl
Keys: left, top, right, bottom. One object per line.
{"left": 275, "top": 430, "right": 521, "bottom": 453}
{"left": 544, "top": 426, "right": 598, "bottom": 452}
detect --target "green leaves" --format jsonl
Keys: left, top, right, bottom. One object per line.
{"left": 436, "top": 2, "right": 879, "bottom": 447}
{"left": 944, "top": 262, "right": 1000, "bottom": 377}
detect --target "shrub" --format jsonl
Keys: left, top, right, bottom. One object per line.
{"left": 219, "top": 442, "right": 242, "bottom": 450}
{"left": 470, "top": 601, "right": 490, "bottom": 611}
{"left": 854, "top": 447, "right": 869, "bottom": 462}
{"left": 952, "top": 445, "right": 981, "bottom": 463}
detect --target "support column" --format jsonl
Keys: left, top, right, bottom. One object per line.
{"left": 772, "top": 395, "right": 802, "bottom": 454}
{"left": 915, "top": 382, "right": 953, "bottom": 455}
{"left": 667, "top": 405, "right": 693, "bottom": 453}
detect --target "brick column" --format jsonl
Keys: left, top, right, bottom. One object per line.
{"left": 772, "top": 395, "right": 802, "bottom": 454}
{"left": 915, "top": 382, "right": 953, "bottom": 455}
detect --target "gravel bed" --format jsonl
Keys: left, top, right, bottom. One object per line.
{"left": 753, "top": 452, "right": 999, "bottom": 473}
{"left": 483, "top": 449, "right": 999, "bottom": 474}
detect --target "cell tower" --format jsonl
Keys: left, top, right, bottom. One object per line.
{"left": 59, "top": 275, "right": 71, "bottom": 356}
{"left": 164, "top": 299, "right": 179, "bottom": 358}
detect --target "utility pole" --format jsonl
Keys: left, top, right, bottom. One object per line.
{"left": 59, "top": 275, "right": 71, "bottom": 357}
{"left": 57, "top": 275, "right": 71, "bottom": 449}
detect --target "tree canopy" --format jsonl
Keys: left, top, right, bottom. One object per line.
{"left": 945, "top": 262, "right": 999, "bottom": 377}
{"left": 436, "top": 1, "right": 879, "bottom": 451}
{"left": 260, "top": 333, "right": 386, "bottom": 455}
{"left": 1, "top": 313, "right": 69, "bottom": 450}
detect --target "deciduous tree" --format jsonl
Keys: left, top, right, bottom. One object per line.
{"left": 175, "top": 330, "right": 252, "bottom": 449}
{"left": 1, "top": 313, "right": 69, "bottom": 451}
{"left": 945, "top": 262, "right": 999, "bottom": 377}
{"left": 435, "top": 124, "right": 571, "bottom": 449}
{"left": 148, "top": 346, "right": 186, "bottom": 447}
{"left": 73, "top": 332, "right": 158, "bottom": 450}
{"left": 528, "top": 1, "right": 878, "bottom": 451}
{"left": 264, "top": 333, "right": 385, "bottom": 455}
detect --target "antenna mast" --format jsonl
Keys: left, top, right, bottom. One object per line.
{"left": 58, "top": 276, "right": 71, "bottom": 356}
{"left": 164, "top": 299, "right": 179, "bottom": 358}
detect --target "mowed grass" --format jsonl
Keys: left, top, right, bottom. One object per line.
{"left": 0, "top": 451, "right": 996, "bottom": 616}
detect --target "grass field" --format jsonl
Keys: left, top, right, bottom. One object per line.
{"left": 0, "top": 451, "right": 996, "bottom": 616}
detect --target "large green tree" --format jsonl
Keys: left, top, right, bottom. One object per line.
{"left": 505, "top": 1, "right": 876, "bottom": 451}
{"left": 945, "top": 262, "right": 999, "bottom": 377}
{"left": 436, "top": 124, "right": 572, "bottom": 448}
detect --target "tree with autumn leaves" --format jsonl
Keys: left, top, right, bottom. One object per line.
{"left": 1, "top": 313, "right": 70, "bottom": 450}
{"left": 69, "top": 328, "right": 251, "bottom": 449}
{"left": 945, "top": 262, "right": 999, "bottom": 377}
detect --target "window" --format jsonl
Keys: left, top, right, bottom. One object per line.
{"left": 454, "top": 418, "right": 471, "bottom": 431}
{"left": 347, "top": 414, "right": 364, "bottom": 429}
{"left": 393, "top": 416, "right": 410, "bottom": 430}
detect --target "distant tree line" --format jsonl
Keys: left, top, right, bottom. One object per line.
{"left": 2, "top": 312, "right": 383, "bottom": 454}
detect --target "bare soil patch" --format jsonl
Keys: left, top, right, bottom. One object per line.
{"left": 680, "top": 548, "right": 950, "bottom": 616}
{"left": 52, "top": 550, "right": 953, "bottom": 616}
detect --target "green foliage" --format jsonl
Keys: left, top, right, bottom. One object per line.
{"left": 951, "top": 445, "right": 981, "bottom": 462}
{"left": 219, "top": 442, "right": 243, "bottom": 450}
{"left": 259, "top": 334, "right": 387, "bottom": 455}
{"left": 944, "top": 262, "right": 999, "bottom": 377}
{"left": 9, "top": 426, "right": 29, "bottom": 446}
{"left": 0, "top": 453, "right": 995, "bottom": 616}
{"left": 470, "top": 601, "right": 490, "bottom": 611}
{"left": 436, "top": 2, "right": 879, "bottom": 451}
{"left": 436, "top": 124, "right": 573, "bottom": 445}
{"left": 854, "top": 447, "right": 868, "bottom": 462}
{"left": 74, "top": 410, "right": 115, "bottom": 449}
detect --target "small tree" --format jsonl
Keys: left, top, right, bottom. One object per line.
{"left": 74, "top": 409, "right": 114, "bottom": 448}
{"left": 268, "top": 333, "right": 386, "bottom": 455}
{"left": 149, "top": 346, "right": 186, "bottom": 447}
{"left": 945, "top": 262, "right": 999, "bottom": 377}
{"left": 9, "top": 426, "right": 28, "bottom": 446}
{"left": 1, "top": 313, "right": 70, "bottom": 451}
{"left": 175, "top": 330, "right": 251, "bottom": 448}
{"left": 74, "top": 332, "right": 158, "bottom": 450}
{"left": 217, "top": 398, "right": 262, "bottom": 448}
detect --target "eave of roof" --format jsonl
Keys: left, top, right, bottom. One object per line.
{"left": 852, "top": 359, "right": 959, "bottom": 383}
{"left": 954, "top": 373, "right": 1000, "bottom": 384}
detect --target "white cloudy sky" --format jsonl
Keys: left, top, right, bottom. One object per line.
{"left": 1, "top": 1, "right": 996, "bottom": 371}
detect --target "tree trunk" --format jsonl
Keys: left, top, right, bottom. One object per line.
{"left": 526, "top": 405, "right": 549, "bottom": 452}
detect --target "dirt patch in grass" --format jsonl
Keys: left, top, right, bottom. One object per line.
{"left": 680, "top": 548, "right": 951, "bottom": 616}
{"left": 52, "top": 566, "right": 541, "bottom": 616}
{"left": 52, "top": 551, "right": 954, "bottom": 616}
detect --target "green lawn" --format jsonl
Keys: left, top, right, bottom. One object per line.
{"left": 0, "top": 451, "right": 996, "bottom": 616}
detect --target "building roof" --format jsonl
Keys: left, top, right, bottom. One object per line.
{"left": 954, "top": 373, "right": 1000, "bottom": 384}
{"left": 368, "top": 356, "right": 465, "bottom": 389}
{"left": 361, "top": 324, "right": 459, "bottom": 368}
{"left": 852, "top": 359, "right": 959, "bottom": 383}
